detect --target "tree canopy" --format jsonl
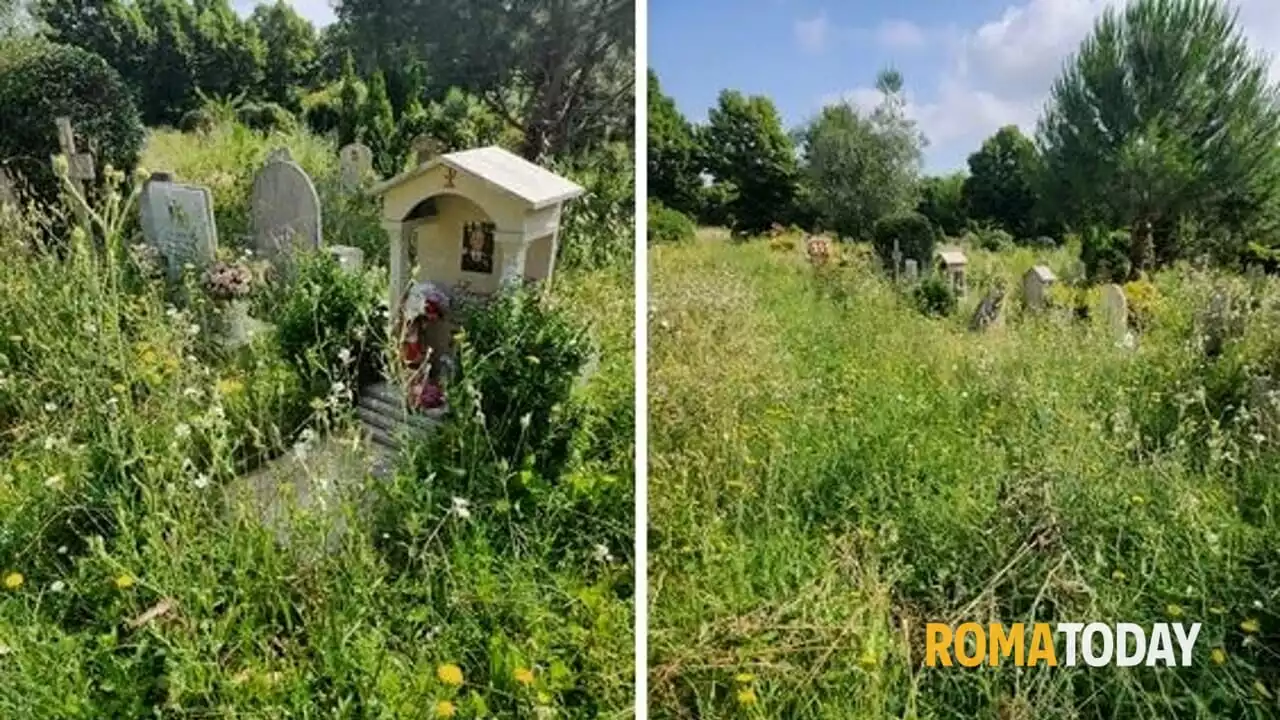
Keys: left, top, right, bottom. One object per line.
{"left": 702, "top": 89, "right": 799, "bottom": 234}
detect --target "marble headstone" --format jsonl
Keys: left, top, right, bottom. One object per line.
{"left": 139, "top": 174, "right": 218, "bottom": 279}
{"left": 251, "top": 151, "right": 322, "bottom": 263}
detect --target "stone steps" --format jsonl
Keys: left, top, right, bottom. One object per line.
{"left": 355, "top": 381, "right": 441, "bottom": 475}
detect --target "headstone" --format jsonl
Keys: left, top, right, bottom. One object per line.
{"left": 0, "top": 168, "right": 16, "bottom": 208}
{"left": 339, "top": 143, "right": 373, "bottom": 191}
{"left": 904, "top": 259, "right": 919, "bottom": 281}
{"left": 266, "top": 147, "right": 294, "bottom": 163}
{"left": 891, "top": 238, "right": 903, "bottom": 281}
{"left": 1022, "top": 265, "right": 1057, "bottom": 311}
{"left": 138, "top": 174, "right": 218, "bottom": 279}
{"left": 327, "top": 245, "right": 364, "bottom": 274}
{"left": 1100, "top": 284, "right": 1129, "bottom": 342}
{"left": 251, "top": 154, "right": 322, "bottom": 263}
{"left": 969, "top": 287, "right": 1005, "bottom": 332}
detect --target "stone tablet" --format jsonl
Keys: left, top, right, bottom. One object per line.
{"left": 251, "top": 155, "right": 322, "bottom": 263}
{"left": 339, "top": 143, "right": 373, "bottom": 191}
{"left": 1022, "top": 265, "right": 1057, "bottom": 311}
{"left": 1100, "top": 284, "right": 1128, "bottom": 340}
{"left": 138, "top": 175, "right": 218, "bottom": 279}
{"left": 327, "top": 245, "right": 364, "bottom": 274}
{"left": 904, "top": 259, "right": 919, "bottom": 281}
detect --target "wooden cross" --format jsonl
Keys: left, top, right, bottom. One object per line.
{"left": 54, "top": 117, "right": 94, "bottom": 229}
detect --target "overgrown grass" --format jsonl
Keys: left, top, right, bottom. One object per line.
{"left": 0, "top": 120, "right": 634, "bottom": 718}
{"left": 649, "top": 233, "right": 1280, "bottom": 719}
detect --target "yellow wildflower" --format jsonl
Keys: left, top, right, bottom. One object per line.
{"left": 216, "top": 377, "right": 245, "bottom": 396}
{"left": 1241, "top": 618, "right": 1261, "bottom": 634}
{"left": 3, "top": 572, "right": 23, "bottom": 590}
{"left": 858, "top": 650, "right": 879, "bottom": 670}
{"left": 436, "top": 663, "right": 463, "bottom": 687}
{"left": 1166, "top": 604, "right": 1184, "bottom": 619}
{"left": 1211, "top": 648, "right": 1227, "bottom": 665}
{"left": 514, "top": 667, "right": 535, "bottom": 686}
{"left": 434, "top": 700, "right": 456, "bottom": 718}
{"left": 733, "top": 672, "right": 755, "bottom": 684}
{"left": 115, "top": 574, "right": 135, "bottom": 590}
{"left": 737, "top": 687, "right": 758, "bottom": 707}
{"left": 1129, "top": 494, "right": 1145, "bottom": 506}
{"left": 1111, "top": 569, "right": 1127, "bottom": 582}
{"left": 112, "top": 383, "right": 127, "bottom": 395}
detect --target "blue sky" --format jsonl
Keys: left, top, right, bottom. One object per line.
{"left": 650, "top": 0, "right": 1280, "bottom": 174}
{"left": 232, "top": 0, "right": 336, "bottom": 27}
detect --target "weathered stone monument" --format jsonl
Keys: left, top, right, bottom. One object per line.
{"left": 903, "top": 259, "right": 919, "bottom": 282}
{"left": 0, "top": 168, "right": 16, "bottom": 209}
{"left": 1099, "top": 283, "right": 1129, "bottom": 342}
{"left": 250, "top": 148, "right": 322, "bottom": 264}
{"left": 138, "top": 172, "right": 218, "bottom": 280}
{"left": 1022, "top": 265, "right": 1057, "bottom": 311}
{"left": 970, "top": 285, "right": 1005, "bottom": 332}
{"left": 339, "top": 142, "right": 373, "bottom": 191}
{"left": 327, "top": 245, "right": 364, "bottom": 274}
{"left": 935, "top": 248, "right": 968, "bottom": 296}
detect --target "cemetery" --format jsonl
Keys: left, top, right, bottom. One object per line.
{"left": 0, "top": 71, "right": 633, "bottom": 718}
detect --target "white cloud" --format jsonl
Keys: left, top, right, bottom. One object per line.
{"left": 877, "top": 19, "right": 926, "bottom": 50}
{"left": 795, "top": 14, "right": 829, "bottom": 54}
{"left": 823, "top": 0, "right": 1280, "bottom": 170}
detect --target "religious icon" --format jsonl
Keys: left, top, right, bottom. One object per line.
{"left": 460, "top": 221, "right": 495, "bottom": 274}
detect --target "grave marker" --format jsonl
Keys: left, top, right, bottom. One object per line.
{"left": 970, "top": 286, "right": 1005, "bottom": 332}
{"left": 1100, "top": 283, "right": 1129, "bottom": 342}
{"left": 339, "top": 142, "right": 373, "bottom": 191}
{"left": 1022, "top": 265, "right": 1057, "bottom": 311}
{"left": 904, "top": 259, "right": 918, "bottom": 281}
{"left": 251, "top": 150, "right": 322, "bottom": 264}
{"left": 138, "top": 173, "right": 218, "bottom": 279}
{"left": 53, "top": 117, "right": 95, "bottom": 229}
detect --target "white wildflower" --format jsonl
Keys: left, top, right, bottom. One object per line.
{"left": 183, "top": 387, "right": 201, "bottom": 399}
{"left": 187, "top": 324, "right": 201, "bottom": 336}
{"left": 192, "top": 474, "right": 210, "bottom": 490}
{"left": 49, "top": 580, "right": 65, "bottom": 593}
{"left": 174, "top": 423, "right": 191, "bottom": 439}
{"left": 43, "top": 402, "right": 57, "bottom": 413}
{"left": 520, "top": 413, "right": 532, "bottom": 430}
{"left": 450, "top": 496, "right": 471, "bottom": 520}
{"left": 337, "top": 348, "right": 353, "bottom": 365}
{"left": 56, "top": 546, "right": 68, "bottom": 555}
{"left": 593, "top": 543, "right": 614, "bottom": 563}
{"left": 44, "top": 475, "right": 63, "bottom": 490}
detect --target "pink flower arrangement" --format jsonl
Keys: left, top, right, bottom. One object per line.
{"left": 408, "top": 377, "right": 445, "bottom": 410}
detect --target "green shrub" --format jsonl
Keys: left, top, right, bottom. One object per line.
{"left": 872, "top": 211, "right": 941, "bottom": 269}
{"left": 553, "top": 142, "right": 634, "bottom": 272}
{"left": 178, "top": 108, "right": 217, "bottom": 134}
{"left": 647, "top": 199, "right": 695, "bottom": 245}
{"left": 269, "top": 251, "right": 385, "bottom": 394}
{"left": 0, "top": 39, "right": 144, "bottom": 208}
{"left": 911, "top": 274, "right": 957, "bottom": 317}
{"left": 237, "top": 102, "right": 297, "bottom": 134}
{"left": 970, "top": 224, "right": 1014, "bottom": 251}
{"left": 1081, "top": 226, "right": 1132, "bottom": 282}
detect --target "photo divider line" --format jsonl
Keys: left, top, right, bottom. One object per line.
{"left": 633, "top": 0, "right": 650, "bottom": 715}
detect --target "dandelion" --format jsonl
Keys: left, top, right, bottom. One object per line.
{"left": 737, "top": 687, "right": 758, "bottom": 707}
{"left": 514, "top": 667, "right": 535, "bottom": 686}
{"left": 3, "top": 572, "right": 24, "bottom": 590}
{"left": 1241, "top": 618, "right": 1260, "bottom": 634}
{"left": 434, "top": 700, "right": 456, "bottom": 718}
{"left": 115, "top": 574, "right": 135, "bottom": 590}
{"left": 436, "top": 663, "right": 464, "bottom": 686}
{"left": 1211, "top": 648, "right": 1227, "bottom": 665}
{"left": 450, "top": 497, "right": 471, "bottom": 520}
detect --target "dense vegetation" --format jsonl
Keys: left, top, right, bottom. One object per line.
{"left": 650, "top": 0, "right": 1280, "bottom": 717}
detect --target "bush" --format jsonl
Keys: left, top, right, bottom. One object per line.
{"left": 969, "top": 225, "right": 1014, "bottom": 251}
{"left": 1081, "top": 226, "right": 1132, "bottom": 283}
{"left": 0, "top": 39, "right": 144, "bottom": 208}
{"left": 269, "top": 251, "right": 386, "bottom": 394}
{"left": 872, "top": 212, "right": 941, "bottom": 270}
{"left": 178, "top": 108, "right": 217, "bottom": 134}
{"left": 648, "top": 199, "right": 695, "bottom": 245}
{"left": 912, "top": 274, "right": 958, "bottom": 317}
{"left": 553, "top": 142, "right": 634, "bottom": 272}
{"left": 237, "top": 102, "right": 297, "bottom": 134}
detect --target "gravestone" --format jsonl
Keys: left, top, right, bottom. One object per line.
{"left": 1100, "top": 284, "right": 1129, "bottom": 342}
{"left": 1022, "top": 265, "right": 1057, "bottom": 311}
{"left": 904, "top": 259, "right": 919, "bottom": 281}
{"left": 327, "top": 245, "right": 364, "bottom": 274}
{"left": 970, "top": 286, "right": 1005, "bottom": 332}
{"left": 339, "top": 143, "right": 373, "bottom": 191}
{"left": 138, "top": 173, "right": 218, "bottom": 279}
{"left": 267, "top": 147, "right": 293, "bottom": 163}
{"left": 0, "top": 168, "right": 16, "bottom": 208}
{"left": 251, "top": 151, "right": 322, "bottom": 264}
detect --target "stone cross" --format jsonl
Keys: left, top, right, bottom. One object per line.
{"left": 250, "top": 150, "right": 322, "bottom": 265}
{"left": 138, "top": 173, "right": 218, "bottom": 280}
{"left": 339, "top": 142, "right": 373, "bottom": 191}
